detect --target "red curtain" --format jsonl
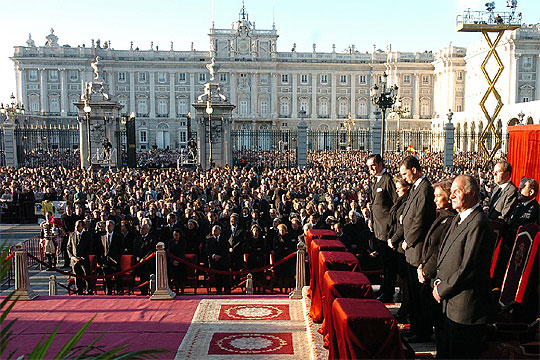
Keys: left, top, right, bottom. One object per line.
{"left": 507, "top": 125, "right": 540, "bottom": 202}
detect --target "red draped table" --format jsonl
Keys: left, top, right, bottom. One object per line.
{"left": 329, "top": 298, "right": 405, "bottom": 359}
{"left": 308, "top": 239, "right": 346, "bottom": 298}
{"left": 320, "top": 270, "right": 373, "bottom": 347}
{"left": 310, "top": 251, "right": 358, "bottom": 322}
{"left": 306, "top": 229, "right": 338, "bottom": 253}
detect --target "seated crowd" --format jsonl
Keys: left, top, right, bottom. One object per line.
{"left": 2, "top": 149, "right": 539, "bottom": 357}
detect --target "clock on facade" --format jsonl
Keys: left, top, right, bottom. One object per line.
{"left": 238, "top": 39, "right": 249, "bottom": 53}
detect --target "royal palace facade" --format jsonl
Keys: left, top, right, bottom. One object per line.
{"left": 9, "top": 7, "right": 540, "bottom": 151}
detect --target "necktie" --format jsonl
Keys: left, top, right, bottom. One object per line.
{"left": 491, "top": 187, "right": 502, "bottom": 205}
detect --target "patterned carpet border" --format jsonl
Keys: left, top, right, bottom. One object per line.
{"left": 175, "top": 298, "right": 310, "bottom": 359}
{"left": 301, "top": 286, "right": 329, "bottom": 360}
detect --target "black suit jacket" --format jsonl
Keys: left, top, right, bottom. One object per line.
{"left": 420, "top": 208, "right": 456, "bottom": 282}
{"left": 507, "top": 199, "right": 540, "bottom": 239}
{"left": 370, "top": 171, "right": 398, "bottom": 241}
{"left": 436, "top": 206, "right": 495, "bottom": 325}
{"left": 97, "top": 232, "right": 124, "bottom": 270}
{"left": 488, "top": 182, "right": 518, "bottom": 223}
{"left": 402, "top": 177, "right": 436, "bottom": 266}
{"left": 206, "top": 235, "right": 230, "bottom": 269}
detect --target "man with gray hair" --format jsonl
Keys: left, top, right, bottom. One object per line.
{"left": 98, "top": 220, "right": 124, "bottom": 295}
{"left": 433, "top": 175, "right": 495, "bottom": 358}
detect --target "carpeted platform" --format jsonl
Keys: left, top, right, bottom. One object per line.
{"left": 5, "top": 295, "right": 201, "bottom": 358}
{"left": 175, "top": 297, "right": 311, "bottom": 359}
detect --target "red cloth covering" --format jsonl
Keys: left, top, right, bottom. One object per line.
{"left": 320, "top": 271, "right": 373, "bottom": 346}
{"left": 329, "top": 298, "right": 405, "bottom": 359}
{"left": 306, "top": 229, "right": 338, "bottom": 254}
{"left": 308, "top": 239, "right": 346, "bottom": 298}
{"left": 507, "top": 124, "right": 540, "bottom": 202}
{"left": 310, "top": 251, "right": 358, "bottom": 322}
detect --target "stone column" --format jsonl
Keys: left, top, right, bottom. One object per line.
{"left": 330, "top": 74, "right": 337, "bottom": 119}
{"left": 150, "top": 242, "right": 176, "bottom": 300}
{"left": 190, "top": 73, "right": 196, "bottom": 115}
{"left": 292, "top": 73, "right": 298, "bottom": 118}
{"left": 60, "top": 69, "right": 67, "bottom": 118}
{"left": 272, "top": 73, "right": 278, "bottom": 119}
{"left": 230, "top": 73, "right": 237, "bottom": 115}
{"left": 311, "top": 73, "right": 317, "bottom": 120}
{"left": 289, "top": 241, "right": 306, "bottom": 299}
{"left": 414, "top": 73, "right": 420, "bottom": 119}
{"left": 39, "top": 69, "right": 47, "bottom": 114}
{"left": 372, "top": 112, "right": 382, "bottom": 155}
{"left": 444, "top": 119, "right": 455, "bottom": 169}
{"left": 222, "top": 117, "right": 232, "bottom": 167}
{"left": 14, "top": 243, "right": 38, "bottom": 300}
{"left": 149, "top": 72, "right": 156, "bottom": 118}
{"left": 350, "top": 74, "right": 356, "bottom": 118}
{"left": 129, "top": 71, "right": 136, "bottom": 114}
{"left": 196, "top": 116, "right": 207, "bottom": 169}
{"left": 297, "top": 118, "right": 307, "bottom": 166}
{"left": 169, "top": 72, "right": 176, "bottom": 118}
{"left": 251, "top": 73, "right": 258, "bottom": 117}
{"left": 79, "top": 118, "right": 89, "bottom": 169}
{"left": 3, "top": 122, "right": 17, "bottom": 168}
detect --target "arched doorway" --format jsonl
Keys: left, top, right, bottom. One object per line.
{"left": 156, "top": 123, "right": 170, "bottom": 149}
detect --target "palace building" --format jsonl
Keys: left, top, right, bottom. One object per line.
{"left": 9, "top": 5, "right": 540, "bottom": 151}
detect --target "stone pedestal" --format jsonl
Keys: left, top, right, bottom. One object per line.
{"left": 13, "top": 243, "right": 38, "bottom": 300}
{"left": 192, "top": 82, "right": 235, "bottom": 169}
{"left": 2, "top": 122, "right": 17, "bottom": 168}
{"left": 297, "top": 119, "right": 308, "bottom": 166}
{"left": 290, "top": 241, "right": 306, "bottom": 299}
{"left": 444, "top": 121, "right": 455, "bottom": 169}
{"left": 150, "top": 242, "right": 176, "bottom": 300}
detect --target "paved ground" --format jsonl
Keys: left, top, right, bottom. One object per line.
{"left": 0, "top": 223, "right": 41, "bottom": 247}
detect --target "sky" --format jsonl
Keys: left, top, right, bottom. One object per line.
{"left": 1, "top": 0, "right": 539, "bottom": 102}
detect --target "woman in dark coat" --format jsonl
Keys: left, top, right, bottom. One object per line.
{"left": 168, "top": 228, "right": 186, "bottom": 294}
{"left": 387, "top": 175, "right": 411, "bottom": 320}
{"left": 245, "top": 224, "right": 267, "bottom": 292}
{"left": 417, "top": 179, "right": 456, "bottom": 348}
{"left": 272, "top": 223, "right": 293, "bottom": 292}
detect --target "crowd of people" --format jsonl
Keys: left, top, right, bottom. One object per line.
{"left": 1, "top": 148, "right": 538, "bottom": 358}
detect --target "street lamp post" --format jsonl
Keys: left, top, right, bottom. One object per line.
{"left": 121, "top": 112, "right": 136, "bottom": 167}
{"left": 0, "top": 93, "right": 25, "bottom": 123}
{"left": 343, "top": 112, "right": 356, "bottom": 150}
{"left": 370, "top": 73, "right": 398, "bottom": 155}
{"left": 82, "top": 83, "right": 92, "bottom": 165}
{"left": 206, "top": 90, "right": 214, "bottom": 168}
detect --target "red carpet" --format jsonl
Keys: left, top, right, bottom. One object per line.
{"left": 218, "top": 304, "right": 291, "bottom": 321}
{"left": 208, "top": 332, "right": 294, "bottom": 355}
{"left": 4, "top": 295, "right": 201, "bottom": 359}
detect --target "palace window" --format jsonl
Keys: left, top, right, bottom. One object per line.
{"left": 300, "top": 100, "right": 308, "bottom": 112}
{"left": 358, "top": 100, "right": 367, "bottom": 116}
{"left": 137, "top": 99, "right": 148, "bottom": 114}
{"left": 49, "top": 70, "right": 58, "bottom": 81}
{"left": 403, "top": 75, "right": 411, "bottom": 84}
{"left": 340, "top": 75, "right": 347, "bottom": 84}
{"left": 338, "top": 99, "right": 348, "bottom": 116}
{"left": 321, "top": 75, "right": 328, "bottom": 84}
{"left": 457, "top": 71, "right": 464, "bottom": 81}
{"left": 301, "top": 74, "right": 308, "bottom": 84}
{"left": 118, "top": 72, "right": 126, "bottom": 82}
{"left": 180, "top": 131, "right": 187, "bottom": 143}
{"left": 157, "top": 99, "right": 168, "bottom": 115}
{"left": 70, "top": 96, "right": 79, "bottom": 113}
{"left": 281, "top": 74, "right": 288, "bottom": 84}
{"left": 158, "top": 72, "right": 167, "bottom": 83}
{"left": 140, "top": 131, "right": 147, "bottom": 143}
{"left": 260, "top": 74, "right": 269, "bottom": 84}
{"left": 359, "top": 75, "right": 366, "bottom": 84}
{"left": 220, "top": 73, "right": 227, "bottom": 82}
{"left": 177, "top": 99, "right": 187, "bottom": 115}
{"left": 178, "top": 73, "right": 186, "bottom": 82}
{"left": 260, "top": 100, "right": 269, "bottom": 115}
{"left": 319, "top": 101, "right": 328, "bottom": 116}
{"left": 422, "top": 75, "right": 429, "bottom": 84}
{"left": 523, "top": 56, "right": 532, "bottom": 69}
{"left": 49, "top": 97, "right": 60, "bottom": 113}
{"left": 138, "top": 72, "right": 147, "bottom": 83}
{"left": 280, "top": 100, "right": 289, "bottom": 115}
{"left": 28, "top": 69, "right": 38, "bottom": 81}
{"left": 199, "top": 73, "right": 206, "bottom": 83}
{"left": 239, "top": 100, "right": 249, "bottom": 115}
{"left": 69, "top": 70, "right": 78, "bottom": 81}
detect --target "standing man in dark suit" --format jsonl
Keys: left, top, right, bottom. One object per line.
{"left": 488, "top": 161, "right": 518, "bottom": 224}
{"left": 207, "top": 225, "right": 231, "bottom": 294}
{"left": 399, "top": 155, "right": 436, "bottom": 341}
{"left": 228, "top": 213, "right": 245, "bottom": 277}
{"left": 97, "top": 220, "right": 124, "bottom": 295}
{"left": 133, "top": 223, "right": 157, "bottom": 295}
{"left": 367, "top": 154, "right": 398, "bottom": 302}
{"left": 67, "top": 220, "right": 92, "bottom": 295}
{"left": 434, "top": 175, "right": 495, "bottom": 358}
